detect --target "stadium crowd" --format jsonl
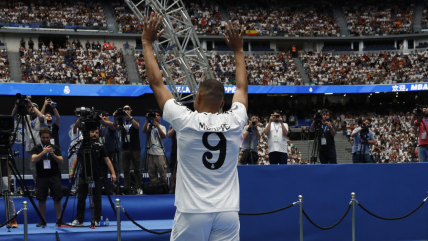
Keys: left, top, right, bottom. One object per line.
{"left": 343, "top": 0, "right": 414, "bottom": 36}
{"left": 112, "top": 0, "right": 224, "bottom": 35}
{"left": 0, "top": 1, "right": 106, "bottom": 29}
{"left": 19, "top": 39, "right": 129, "bottom": 84}
{"left": 300, "top": 50, "right": 428, "bottom": 85}
{"left": 0, "top": 49, "right": 10, "bottom": 82}
{"left": 227, "top": 0, "right": 340, "bottom": 37}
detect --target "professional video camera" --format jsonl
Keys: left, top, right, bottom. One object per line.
{"left": 247, "top": 121, "right": 257, "bottom": 133}
{"left": 15, "top": 93, "right": 31, "bottom": 115}
{"left": 358, "top": 120, "right": 371, "bottom": 139}
{"left": 147, "top": 109, "right": 158, "bottom": 123}
{"left": 74, "top": 107, "right": 105, "bottom": 146}
{"left": 415, "top": 104, "right": 426, "bottom": 119}
{"left": 313, "top": 110, "right": 325, "bottom": 127}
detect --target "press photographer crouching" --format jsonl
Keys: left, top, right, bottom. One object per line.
{"left": 411, "top": 105, "right": 428, "bottom": 162}
{"left": 30, "top": 127, "right": 64, "bottom": 227}
{"left": 351, "top": 118, "right": 376, "bottom": 163}
{"left": 114, "top": 105, "right": 142, "bottom": 195}
{"left": 69, "top": 127, "right": 116, "bottom": 227}
{"left": 240, "top": 117, "right": 262, "bottom": 165}
{"left": 310, "top": 109, "right": 337, "bottom": 164}
{"left": 143, "top": 110, "right": 167, "bottom": 183}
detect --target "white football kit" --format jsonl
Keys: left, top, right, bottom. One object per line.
{"left": 163, "top": 99, "right": 247, "bottom": 241}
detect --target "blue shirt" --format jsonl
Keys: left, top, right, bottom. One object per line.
{"left": 352, "top": 127, "right": 374, "bottom": 154}
{"left": 124, "top": 43, "right": 129, "bottom": 49}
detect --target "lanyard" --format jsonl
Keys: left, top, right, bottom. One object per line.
{"left": 422, "top": 119, "right": 428, "bottom": 132}
{"left": 153, "top": 126, "right": 158, "bottom": 140}
{"left": 48, "top": 125, "right": 52, "bottom": 132}
{"left": 100, "top": 124, "right": 105, "bottom": 135}
{"left": 40, "top": 143, "right": 49, "bottom": 159}
{"left": 322, "top": 125, "right": 328, "bottom": 135}
{"left": 31, "top": 117, "right": 37, "bottom": 129}
{"left": 273, "top": 123, "right": 280, "bottom": 133}
{"left": 70, "top": 130, "right": 82, "bottom": 142}
{"left": 124, "top": 121, "right": 131, "bottom": 133}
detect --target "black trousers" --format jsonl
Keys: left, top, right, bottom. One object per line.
{"left": 319, "top": 149, "right": 337, "bottom": 164}
{"left": 76, "top": 178, "right": 103, "bottom": 223}
{"left": 240, "top": 150, "right": 259, "bottom": 164}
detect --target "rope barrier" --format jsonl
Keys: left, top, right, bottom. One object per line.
{"left": 357, "top": 198, "right": 427, "bottom": 221}
{"left": 239, "top": 202, "right": 297, "bottom": 215}
{"left": 0, "top": 209, "right": 22, "bottom": 229}
{"left": 122, "top": 207, "right": 172, "bottom": 235}
{"left": 303, "top": 204, "right": 351, "bottom": 230}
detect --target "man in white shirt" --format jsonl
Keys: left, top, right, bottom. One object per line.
{"left": 142, "top": 110, "right": 167, "bottom": 182}
{"left": 263, "top": 110, "right": 289, "bottom": 164}
{"left": 142, "top": 14, "right": 247, "bottom": 241}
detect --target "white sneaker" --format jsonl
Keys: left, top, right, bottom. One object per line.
{"left": 137, "top": 188, "right": 143, "bottom": 195}
{"left": 94, "top": 221, "right": 100, "bottom": 227}
{"left": 71, "top": 219, "right": 84, "bottom": 227}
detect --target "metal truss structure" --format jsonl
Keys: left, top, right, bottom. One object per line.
{"left": 125, "top": 0, "right": 214, "bottom": 103}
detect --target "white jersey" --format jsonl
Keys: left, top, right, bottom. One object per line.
{"left": 266, "top": 122, "right": 289, "bottom": 154}
{"left": 163, "top": 99, "right": 247, "bottom": 213}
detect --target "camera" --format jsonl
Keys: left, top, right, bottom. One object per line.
{"left": 147, "top": 109, "right": 158, "bottom": 123}
{"left": 313, "top": 110, "right": 324, "bottom": 126}
{"left": 16, "top": 93, "right": 30, "bottom": 114}
{"left": 252, "top": 121, "right": 256, "bottom": 126}
{"left": 74, "top": 107, "right": 104, "bottom": 146}
{"left": 273, "top": 115, "right": 280, "bottom": 118}
{"left": 0, "top": 115, "right": 14, "bottom": 148}
{"left": 359, "top": 121, "right": 371, "bottom": 139}
{"left": 116, "top": 108, "right": 126, "bottom": 118}
{"left": 415, "top": 104, "right": 425, "bottom": 119}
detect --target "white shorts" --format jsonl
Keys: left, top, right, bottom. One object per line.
{"left": 170, "top": 210, "right": 240, "bottom": 241}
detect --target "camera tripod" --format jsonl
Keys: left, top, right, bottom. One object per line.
{"left": 309, "top": 123, "right": 323, "bottom": 164}
{"left": 59, "top": 140, "right": 116, "bottom": 228}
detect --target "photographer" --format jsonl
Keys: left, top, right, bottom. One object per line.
{"left": 263, "top": 110, "right": 289, "bottom": 164}
{"left": 12, "top": 98, "right": 46, "bottom": 179}
{"left": 310, "top": 109, "right": 337, "bottom": 164}
{"left": 142, "top": 110, "right": 167, "bottom": 183}
{"left": 41, "top": 97, "right": 60, "bottom": 147}
{"left": 30, "top": 127, "right": 65, "bottom": 227}
{"left": 351, "top": 118, "right": 376, "bottom": 163}
{"left": 69, "top": 127, "right": 117, "bottom": 227}
{"left": 240, "top": 116, "right": 262, "bottom": 164}
{"left": 113, "top": 105, "right": 142, "bottom": 195}
{"left": 411, "top": 106, "right": 428, "bottom": 162}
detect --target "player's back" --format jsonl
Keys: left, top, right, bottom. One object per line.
{"left": 163, "top": 99, "right": 247, "bottom": 213}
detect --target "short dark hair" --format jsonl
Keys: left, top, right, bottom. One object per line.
{"left": 322, "top": 109, "right": 330, "bottom": 114}
{"left": 39, "top": 127, "right": 51, "bottom": 137}
{"left": 198, "top": 79, "right": 224, "bottom": 103}
{"left": 366, "top": 118, "right": 372, "bottom": 123}
{"left": 45, "top": 112, "right": 52, "bottom": 116}
{"left": 273, "top": 110, "right": 281, "bottom": 114}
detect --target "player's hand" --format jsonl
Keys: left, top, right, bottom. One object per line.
{"left": 69, "top": 172, "right": 73, "bottom": 180}
{"left": 223, "top": 20, "right": 244, "bottom": 52}
{"left": 142, "top": 12, "right": 164, "bottom": 45}
{"left": 27, "top": 99, "right": 33, "bottom": 107}
{"left": 111, "top": 174, "right": 117, "bottom": 182}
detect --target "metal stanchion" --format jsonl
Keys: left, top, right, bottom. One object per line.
{"left": 351, "top": 192, "right": 356, "bottom": 241}
{"left": 299, "top": 195, "right": 303, "bottom": 241}
{"left": 23, "top": 201, "right": 28, "bottom": 241}
{"left": 115, "top": 199, "right": 121, "bottom": 241}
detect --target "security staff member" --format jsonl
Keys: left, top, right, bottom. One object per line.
{"left": 31, "top": 127, "right": 64, "bottom": 227}
{"left": 310, "top": 109, "right": 337, "bottom": 164}
{"left": 69, "top": 127, "right": 117, "bottom": 227}
{"left": 240, "top": 116, "right": 262, "bottom": 164}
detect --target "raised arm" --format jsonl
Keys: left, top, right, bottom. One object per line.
{"left": 223, "top": 21, "right": 247, "bottom": 109}
{"left": 142, "top": 12, "right": 174, "bottom": 111}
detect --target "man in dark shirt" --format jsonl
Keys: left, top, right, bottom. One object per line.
{"left": 96, "top": 41, "right": 102, "bottom": 50}
{"left": 31, "top": 127, "right": 64, "bottom": 227}
{"left": 28, "top": 38, "right": 34, "bottom": 50}
{"left": 69, "top": 127, "right": 116, "bottom": 226}
{"left": 85, "top": 40, "right": 91, "bottom": 51}
{"left": 41, "top": 97, "right": 60, "bottom": 147}
{"left": 310, "top": 109, "right": 337, "bottom": 164}
{"left": 91, "top": 41, "right": 96, "bottom": 50}
{"left": 99, "top": 114, "right": 119, "bottom": 181}
{"left": 113, "top": 105, "right": 142, "bottom": 194}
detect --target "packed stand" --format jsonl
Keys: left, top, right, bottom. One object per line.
{"left": 340, "top": 113, "right": 417, "bottom": 163}
{"left": 0, "top": 49, "right": 10, "bottom": 82}
{"left": 300, "top": 50, "right": 428, "bottom": 85}
{"left": 0, "top": 1, "right": 107, "bottom": 30}
{"left": 227, "top": 0, "right": 340, "bottom": 37}
{"left": 112, "top": 0, "right": 224, "bottom": 35}
{"left": 422, "top": 1, "right": 428, "bottom": 29}
{"left": 19, "top": 39, "right": 129, "bottom": 84}
{"left": 343, "top": 0, "right": 414, "bottom": 36}
{"left": 210, "top": 51, "right": 302, "bottom": 85}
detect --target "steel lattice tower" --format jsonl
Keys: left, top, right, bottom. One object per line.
{"left": 125, "top": 0, "right": 214, "bottom": 103}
